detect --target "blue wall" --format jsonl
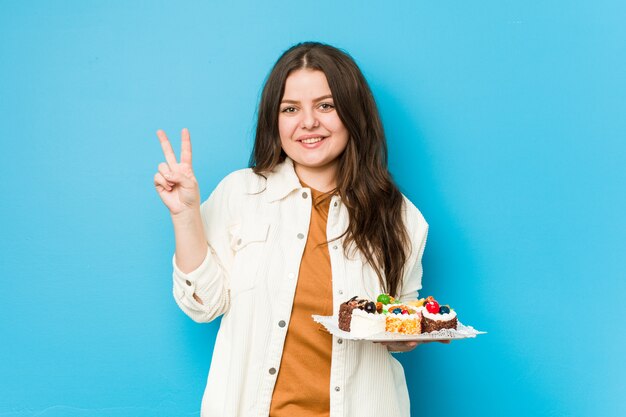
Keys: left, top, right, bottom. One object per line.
{"left": 1, "top": 1, "right": 624, "bottom": 416}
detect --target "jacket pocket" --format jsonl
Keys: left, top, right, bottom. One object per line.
{"left": 228, "top": 221, "right": 270, "bottom": 297}
{"left": 229, "top": 221, "right": 270, "bottom": 251}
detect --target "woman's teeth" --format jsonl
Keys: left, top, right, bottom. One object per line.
{"left": 301, "top": 137, "right": 324, "bottom": 144}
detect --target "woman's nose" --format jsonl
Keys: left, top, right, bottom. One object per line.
{"left": 300, "top": 109, "right": 320, "bottom": 129}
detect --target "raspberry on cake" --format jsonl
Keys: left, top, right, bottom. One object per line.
{"left": 418, "top": 296, "right": 458, "bottom": 332}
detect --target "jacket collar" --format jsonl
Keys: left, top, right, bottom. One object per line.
{"left": 263, "top": 157, "right": 302, "bottom": 202}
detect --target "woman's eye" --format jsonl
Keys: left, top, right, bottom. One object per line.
{"left": 281, "top": 107, "right": 297, "bottom": 113}
{"left": 319, "top": 103, "right": 335, "bottom": 111}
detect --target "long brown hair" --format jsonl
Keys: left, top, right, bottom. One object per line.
{"left": 250, "top": 42, "right": 410, "bottom": 297}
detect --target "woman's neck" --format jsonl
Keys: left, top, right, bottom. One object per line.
{"left": 294, "top": 163, "right": 338, "bottom": 193}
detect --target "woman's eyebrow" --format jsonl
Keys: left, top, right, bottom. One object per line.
{"left": 281, "top": 94, "right": 333, "bottom": 104}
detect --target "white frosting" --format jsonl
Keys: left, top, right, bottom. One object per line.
{"left": 386, "top": 312, "right": 422, "bottom": 319}
{"left": 350, "top": 309, "right": 385, "bottom": 337}
{"left": 384, "top": 304, "right": 421, "bottom": 317}
{"left": 422, "top": 308, "right": 457, "bottom": 321}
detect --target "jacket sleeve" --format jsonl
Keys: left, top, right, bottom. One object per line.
{"left": 172, "top": 174, "right": 238, "bottom": 323}
{"left": 397, "top": 197, "right": 429, "bottom": 303}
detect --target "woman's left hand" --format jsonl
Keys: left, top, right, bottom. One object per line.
{"left": 378, "top": 339, "right": 450, "bottom": 353}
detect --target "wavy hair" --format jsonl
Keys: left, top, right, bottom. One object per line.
{"left": 250, "top": 42, "right": 410, "bottom": 297}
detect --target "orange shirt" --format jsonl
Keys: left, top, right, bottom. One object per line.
{"left": 269, "top": 185, "right": 334, "bottom": 416}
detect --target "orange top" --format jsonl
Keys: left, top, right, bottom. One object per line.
{"left": 269, "top": 185, "right": 334, "bottom": 416}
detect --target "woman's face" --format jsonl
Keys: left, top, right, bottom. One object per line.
{"left": 278, "top": 69, "right": 349, "bottom": 181}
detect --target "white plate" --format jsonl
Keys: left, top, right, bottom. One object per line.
{"left": 312, "top": 315, "right": 486, "bottom": 341}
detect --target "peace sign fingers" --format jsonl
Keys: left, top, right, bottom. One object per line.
{"left": 154, "top": 128, "right": 200, "bottom": 215}
{"left": 157, "top": 129, "right": 179, "bottom": 168}
{"left": 180, "top": 128, "right": 192, "bottom": 166}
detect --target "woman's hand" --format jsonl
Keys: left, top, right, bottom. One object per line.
{"left": 378, "top": 339, "right": 451, "bottom": 353}
{"left": 154, "top": 128, "right": 200, "bottom": 216}
{"left": 154, "top": 128, "right": 208, "bottom": 275}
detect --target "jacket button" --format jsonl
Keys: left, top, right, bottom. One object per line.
{"left": 338, "top": 290, "right": 343, "bottom": 295}
{"left": 333, "top": 201, "right": 338, "bottom": 207}
{"left": 278, "top": 320, "right": 286, "bottom": 328}
{"left": 337, "top": 339, "right": 343, "bottom": 344}
{"left": 269, "top": 368, "right": 277, "bottom": 375}
{"left": 335, "top": 386, "right": 341, "bottom": 392}
{"left": 332, "top": 245, "right": 338, "bottom": 250}
{"left": 302, "top": 192, "right": 308, "bottom": 199}
{"left": 185, "top": 280, "right": 192, "bottom": 286}
{"left": 297, "top": 233, "right": 305, "bottom": 239}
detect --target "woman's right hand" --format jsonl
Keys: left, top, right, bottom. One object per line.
{"left": 154, "top": 128, "right": 201, "bottom": 216}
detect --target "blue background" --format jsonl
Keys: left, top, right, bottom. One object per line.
{"left": 1, "top": 1, "right": 624, "bottom": 416}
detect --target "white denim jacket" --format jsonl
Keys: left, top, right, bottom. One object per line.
{"left": 172, "top": 157, "right": 428, "bottom": 417}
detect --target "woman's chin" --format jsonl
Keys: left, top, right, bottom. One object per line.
{"left": 292, "top": 156, "right": 337, "bottom": 171}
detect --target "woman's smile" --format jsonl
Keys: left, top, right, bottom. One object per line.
{"left": 297, "top": 134, "right": 328, "bottom": 146}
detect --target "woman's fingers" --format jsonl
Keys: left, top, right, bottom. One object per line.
{"left": 376, "top": 339, "right": 451, "bottom": 352}
{"left": 154, "top": 172, "right": 173, "bottom": 192}
{"left": 379, "top": 341, "right": 419, "bottom": 346}
{"left": 180, "top": 128, "right": 192, "bottom": 166}
{"left": 157, "top": 162, "right": 175, "bottom": 185}
{"left": 383, "top": 341, "right": 420, "bottom": 353}
{"left": 156, "top": 162, "right": 197, "bottom": 190}
{"left": 156, "top": 128, "right": 193, "bottom": 169}
{"left": 156, "top": 130, "right": 179, "bottom": 168}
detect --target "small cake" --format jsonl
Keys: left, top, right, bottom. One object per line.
{"left": 338, "top": 296, "right": 384, "bottom": 337}
{"left": 350, "top": 308, "right": 386, "bottom": 337}
{"left": 418, "top": 296, "right": 458, "bottom": 332}
{"left": 375, "top": 294, "right": 422, "bottom": 335}
{"left": 384, "top": 304, "right": 422, "bottom": 334}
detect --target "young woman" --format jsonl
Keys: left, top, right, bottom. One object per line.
{"left": 154, "top": 42, "right": 441, "bottom": 417}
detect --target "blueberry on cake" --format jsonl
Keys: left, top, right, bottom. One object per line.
{"left": 417, "top": 296, "right": 458, "bottom": 332}
{"left": 377, "top": 294, "right": 422, "bottom": 335}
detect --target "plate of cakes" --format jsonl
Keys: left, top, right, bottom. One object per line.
{"left": 312, "top": 294, "right": 485, "bottom": 341}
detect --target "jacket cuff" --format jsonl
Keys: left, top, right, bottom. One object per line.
{"left": 172, "top": 252, "right": 212, "bottom": 299}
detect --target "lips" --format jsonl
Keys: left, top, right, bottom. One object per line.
{"left": 297, "top": 134, "right": 328, "bottom": 147}
{"left": 300, "top": 136, "right": 324, "bottom": 144}
{"left": 297, "top": 133, "right": 327, "bottom": 141}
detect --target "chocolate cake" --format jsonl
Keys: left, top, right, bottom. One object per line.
{"left": 413, "top": 296, "right": 458, "bottom": 333}
{"left": 421, "top": 313, "right": 458, "bottom": 332}
{"left": 338, "top": 296, "right": 376, "bottom": 331}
